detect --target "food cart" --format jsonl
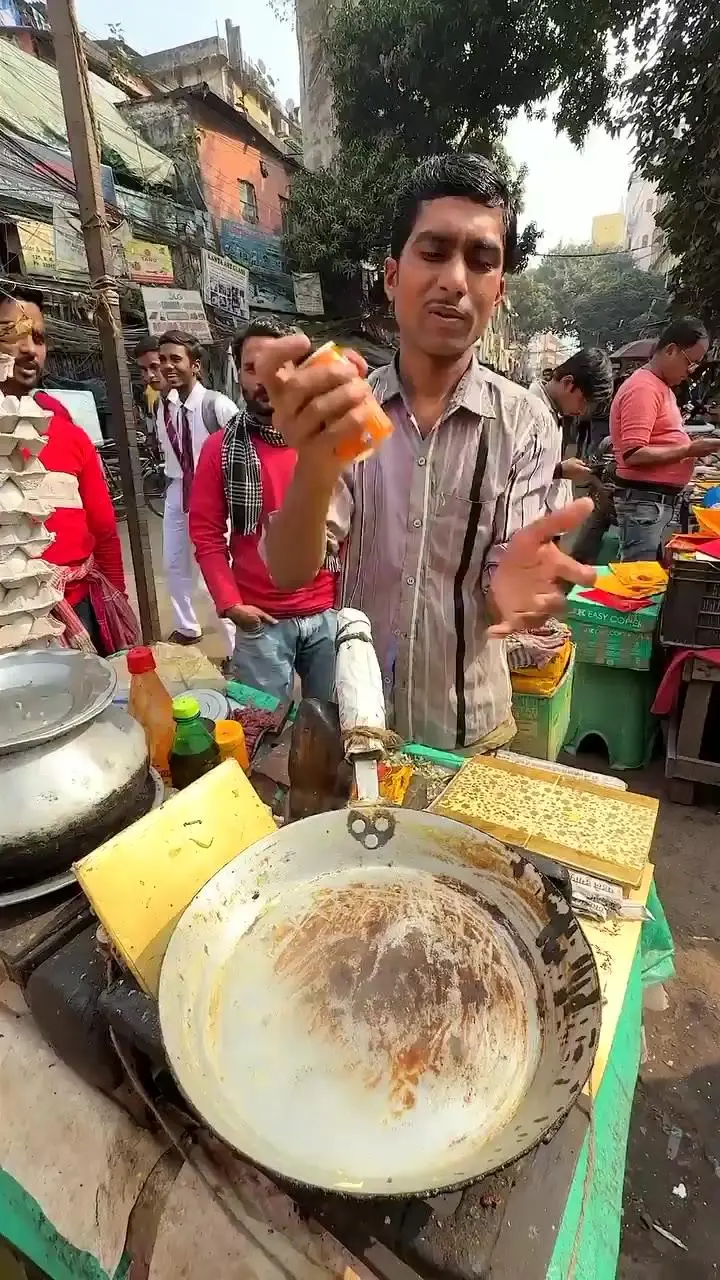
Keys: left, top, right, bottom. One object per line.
{"left": 0, "top": 638, "right": 673, "bottom": 1280}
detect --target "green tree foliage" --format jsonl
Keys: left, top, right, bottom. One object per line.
{"left": 287, "top": 0, "right": 658, "bottom": 276}
{"left": 507, "top": 246, "right": 668, "bottom": 348}
{"left": 625, "top": 0, "right": 720, "bottom": 327}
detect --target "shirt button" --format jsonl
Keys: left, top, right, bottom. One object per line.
{"left": 412, "top": 518, "right": 422, "bottom": 529}
{"left": 406, "top": 576, "right": 415, "bottom": 586}
{"left": 417, "top": 456, "right": 426, "bottom": 467}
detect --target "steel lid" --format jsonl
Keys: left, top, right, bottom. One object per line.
{"left": 0, "top": 648, "right": 117, "bottom": 754}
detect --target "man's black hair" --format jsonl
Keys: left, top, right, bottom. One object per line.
{"left": 390, "top": 154, "right": 519, "bottom": 272}
{"left": 0, "top": 283, "right": 44, "bottom": 312}
{"left": 232, "top": 316, "right": 295, "bottom": 365}
{"left": 158, "top": 329, "right": 204, "bottom": 362}
{"left": 656, "top": 316, "right": 708, "bottom": 351}
{"left": 134, "top": 334, "right": 160, "bottom": 360}
{"left": 552, "top": 348, "right": 614, "bottom": 407}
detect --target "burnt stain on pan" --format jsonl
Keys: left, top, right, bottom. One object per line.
{"left": 270, "top": 876, "right": 534, "bottom": 1115}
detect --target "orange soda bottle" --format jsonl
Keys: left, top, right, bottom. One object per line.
{"left": 126, "top": 646, "right": 175, "bottom": 782}
{"left": 304, "top": 342, "right": 393, "bottom": 462}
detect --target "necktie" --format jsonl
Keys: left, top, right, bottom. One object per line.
{"left": 180, "top": 405, "right": 195, "bottom": 514}
{"left": 163, "top": 399, "right": 194, "bottom": 514}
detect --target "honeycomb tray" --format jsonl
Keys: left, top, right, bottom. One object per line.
{"left": 430, "top": 755, "right": 658, "bottom": 889}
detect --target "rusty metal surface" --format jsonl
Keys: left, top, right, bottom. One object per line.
{"left": 159, "top": 807, "right": 601, "bottom": 1198}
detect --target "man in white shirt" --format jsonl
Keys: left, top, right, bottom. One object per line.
{"left": 156, "top": 330, "right": 238, "bottom": 649}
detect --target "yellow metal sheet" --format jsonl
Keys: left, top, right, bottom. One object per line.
{"left": 74, "top": 760, "right": 276, "bottom": 995}
{"left": 431, "top": 755, "right": 658, "bottom": 889}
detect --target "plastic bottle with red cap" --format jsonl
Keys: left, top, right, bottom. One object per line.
{"left": 127, "top": 646, "right": 175, "bottom": 782}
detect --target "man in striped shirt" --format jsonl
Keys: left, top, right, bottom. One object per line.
{"left": 261, "top": 155, "right": 594, "bottom": 752}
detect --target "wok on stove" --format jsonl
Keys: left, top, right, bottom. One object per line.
{"left": 159, "top": 806, "right": 601, "bottom": 1197}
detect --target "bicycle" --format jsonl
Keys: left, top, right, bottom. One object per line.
{"left": 99, "top": 429, "right": 166, "bottom": 521}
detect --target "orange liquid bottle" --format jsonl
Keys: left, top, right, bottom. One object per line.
{"left": 127, "top": 646, "right": 176, "bottom": 782}
{"left": 304, "top": 342, "right": 394, "bottom": 462}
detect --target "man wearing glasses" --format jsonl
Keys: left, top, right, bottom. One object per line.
{"left": 610, "top": 317, "right": 718, "bottom": 560}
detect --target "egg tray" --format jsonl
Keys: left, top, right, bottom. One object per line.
{"left": 430, "top": 754, "right": 658, "bottom": 889}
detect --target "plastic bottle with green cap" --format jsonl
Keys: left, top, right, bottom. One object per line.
{"left": 169, "top": 694, "right": 220, "bottom": 791}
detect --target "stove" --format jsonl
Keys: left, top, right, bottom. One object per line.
{"left": 5, "top": 911, "right": 588, "bottom": 1280}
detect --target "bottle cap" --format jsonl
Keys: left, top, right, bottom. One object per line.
{"left": 127, "top": 646, "right": 156, "bottom": 675}
{"left": 172, "top": 695, "right": 201, "bottom": 721}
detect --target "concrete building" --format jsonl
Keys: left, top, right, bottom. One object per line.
{"left": 591, "top": 211, "right": 625, "bottom": 250}
{"left": 124, "top": 86, "right": 301, "bottom": 313}
{"left": 295, "top": 0, "right": 338, "bottom": 171}
{"left": 138, "top": 23, "right": 302, "bottom": 158}
{"left": 624, "top": 171, "right": 669, "bottom": 273}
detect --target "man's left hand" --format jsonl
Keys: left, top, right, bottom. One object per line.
{"left": 488, "top": 498, "right": 595, "bottom": 636}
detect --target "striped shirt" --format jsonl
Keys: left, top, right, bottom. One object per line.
{"left": 327, "top": 355, "right": 560, "bottom": 750}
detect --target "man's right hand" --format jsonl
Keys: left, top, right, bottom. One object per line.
{"left": 225, "top": 604, "right": 278, "bottom": 631}
{"left": 254, "top": 334, "right": 371, "bottom": 484}
{"left": 688, "top": 437, "right": 720, "bottom": 459}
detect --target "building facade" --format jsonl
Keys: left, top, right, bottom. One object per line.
{"left": 124, "top": 87, "right": 300, "bottom": 313}
{"left": 591, "top": 211, "right": 625, "bottom": 250}
{"left": 139, "top": 24, "right": 302, "bottom": 159}
{"left": 295, "top": 0, "right": 338, "bottom": 171}
{"left": 624, "top": 171, "right": 669, "bottom": 273}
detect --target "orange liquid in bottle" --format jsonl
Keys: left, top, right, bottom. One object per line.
{"left": 304, "top": 342, "right": 394, "bottom": 462}
{"left": 126, "top": 647, "right": 176, "bottom": 782}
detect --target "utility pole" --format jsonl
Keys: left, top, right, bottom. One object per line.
{"left": 46, "top": 0, "right": 160, "bottom": 642}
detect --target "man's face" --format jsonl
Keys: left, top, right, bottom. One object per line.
{"left": 159, "top": 342, "right": 197, "bottom": 391}
{"left": 658, "top": 339, "right": 709, "bottom": 388}
{"left": 554, "top": 376, "right": 589, "bottom": 419}
{"left": 239, "top": 336, "right": 275, "bottom": 420}
{"left": 137, "top": 350, "right": 166, "bottom": 394}
{"left": 384, "top": 197, "right": 506, "bottom": 360}
{"left": 0, "top": 298, "right": 47, "bottom": 394}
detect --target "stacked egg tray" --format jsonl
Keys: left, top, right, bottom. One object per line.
{"left": 0, "top": 393, "right": 64, "bottom": 650}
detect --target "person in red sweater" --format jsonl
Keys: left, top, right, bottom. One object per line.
{"left": 0, "top": 286, "right": 138, "bottom": 653}
{"left": 189, "top": 318, "right": 338, "bottom": 700}
{"left": 610, "top": 317, "right": 719, "bottom": 561}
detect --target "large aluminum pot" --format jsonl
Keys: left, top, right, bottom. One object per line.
{"left": 159, "top": 805, "right": 602, "bottom": 1198}
{"left": 0, "top": 704, "right": 150, "bottom": 885}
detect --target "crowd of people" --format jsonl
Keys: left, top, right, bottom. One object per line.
{"left": 0, "top": 151, "right": 717, "bottom": 753}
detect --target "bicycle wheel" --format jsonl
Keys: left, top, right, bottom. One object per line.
{"left": 143, "top": 463, "right": 167, "bottom": 518}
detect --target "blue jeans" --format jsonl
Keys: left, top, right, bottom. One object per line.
{"left": 615, "top": 488, "right": 677, "bottom": 562}
{"left": 229, "top": 609, "right": 337, "bottom": 702}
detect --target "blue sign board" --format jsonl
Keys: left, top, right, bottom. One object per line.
{"left": 219, "top": 219, "right": 296, "bottom": 314}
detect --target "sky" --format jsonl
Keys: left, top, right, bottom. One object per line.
{"left": 77, "top": 0, "right": 634, "bottom": 250}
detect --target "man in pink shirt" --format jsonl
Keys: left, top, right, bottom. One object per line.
{"left": 610, "top": 317, "right": 718, "bottom": 560}
{"left": 189, "top": 319, "right": 338, "bottom": 700}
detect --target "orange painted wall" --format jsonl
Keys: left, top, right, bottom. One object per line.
{"left": 195, "top": 115, "right": 291, "bottom": 237}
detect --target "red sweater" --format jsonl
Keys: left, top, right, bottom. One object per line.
{"left": 36, "top": 393, "right": 126, "bottom": 606}
{"left": 189, "top": 431, "right": 337, "bottom": 618}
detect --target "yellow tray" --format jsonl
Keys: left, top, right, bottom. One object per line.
{"left": 74, "top": 759, "right": 276, "bottom": 995}
{"left": 430, "top": 755, "right": 658, "bottom": 889}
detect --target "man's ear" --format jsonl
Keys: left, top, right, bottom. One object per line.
{"left": 384, "top": 256, "right": 398, "bottom": 305}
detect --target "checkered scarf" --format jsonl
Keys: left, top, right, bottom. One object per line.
{"left": 221, "top": 410, "right": 341, "bottom": 572}
{"left": 51, "top": 556, "right": 141, "bottom": 654}
{"left": 221, "top": 409, "right": 286, "bottom": 537}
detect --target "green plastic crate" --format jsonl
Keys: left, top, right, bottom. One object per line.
{"left": 510, "top": 646, "right": 576, "bottom": 761}
{"left": 565, "top": 583, "right": 660, "bottom": 671}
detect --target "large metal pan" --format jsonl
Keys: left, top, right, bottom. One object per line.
{"left": 159, "top": 806, "right": 601, "bottom": 1198}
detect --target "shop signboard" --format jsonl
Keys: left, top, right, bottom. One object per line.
{"left": 141, "top": 287, "right": 212, "bottom": 342}
{"left": 201, "top": 250, "right": 249, "bottom": 321}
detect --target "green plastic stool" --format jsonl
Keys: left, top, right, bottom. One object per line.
{"left": 597, "top": 526, "right": 620, "bottom": 566}
{"left": 564, "top": 660, "right": 658, "bottom": 769}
